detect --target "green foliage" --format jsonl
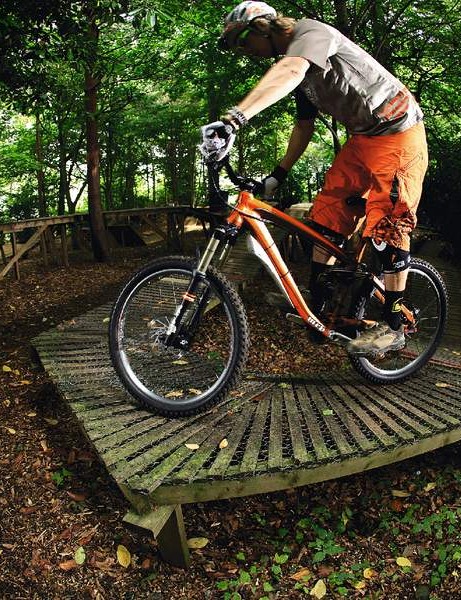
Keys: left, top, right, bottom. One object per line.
{"left": 51, "top": 466, "right": 73, "bottom": 487}
{"left": 0, "top": 0, "right": 459, "bottom": 258}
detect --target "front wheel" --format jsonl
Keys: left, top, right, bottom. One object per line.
{"left": 109, "top": 256, "right": 250, "bottom": 416}
{"left": 349, "top": 257, "right": 448, "bottom": 384}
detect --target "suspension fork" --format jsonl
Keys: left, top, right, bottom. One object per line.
{"left": 165, "top": 224, "right": 239, "bottom": 346}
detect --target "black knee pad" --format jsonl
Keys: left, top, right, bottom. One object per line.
{"left": 371, "top": 240, "right": 410, "bottom": 273}
{"left": 309, "top": 221, "right": 346, "bottom": 248}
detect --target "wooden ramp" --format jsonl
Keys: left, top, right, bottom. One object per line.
{"left": 32, "top": 257, "right": 461, "bottom": 567}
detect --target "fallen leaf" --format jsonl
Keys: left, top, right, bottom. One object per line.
{"left": 185, "top": 443, "right": 200, "bottom": 450}
{"left": 2, "top": 365, "right": 12, "bottom": 372}
{"left": 310, "top": 578, "right": 327, "bottom": 598}
{"left": 391, "top": 489, "right": 411, "bottom": 498}
{"left": 117, "top": 544, "right": 131, "bottom": 568}
{"left": 219, "top": 438, "right": 228, "bottom": 449}
{"left": 396, "top": 556, "right": 412, "bottom": 568}
{"left": 165, "top": 390, "right": 184, "bottom": 398}
{"left": 354, "top": 580, "right": 367, "bottom": 590}
{"left": 363, "top": 567, "right": 377, "bottom": 579}
{"left": 322, "top": 409, "right": 334, "bottom": 416}
{"left": 187, "top": 537, "right": 209, "bottom": 549}
{"left": 59, "top": 559, "right": 78, "bottom": 571}
{"left": 390, "top": 498, "right": 405, "bottom": 512}
{"left": 290, "top": 567, "right": 311, "bottom": 581}
{"left": 20, "top": 506, "right": 38, "bottom": 515}
{"left": 5, "top": 427, "right": 16, "bottom": 435}
{"left": 102, "top": 317, "right": 110, "bottom": 323}
{"left": 67, "top": 491, "right": 87, "bottom": 502}
{"left": 435, "top": 382, "right": 450, "bottom": 388}
{"left": 424, "top": 482, "right": 437, "bottom": 492}
{"left": 188, "top": 388, "right": 202, "bottom": 395}
{"left": 44, "top": 418, "right": 59, "bottom": 425}
{"left": 26, "top": 412, "right": 37, "bottom": 418}
{"left": 172, "top": 360, "right": 189, "bottom": 365}
{"left": 74, "top": 546, "right": 86, "bottom": 565}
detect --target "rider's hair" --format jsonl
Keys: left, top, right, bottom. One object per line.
{"left": 252, "top": 15, "right": 296, "bottom": 35}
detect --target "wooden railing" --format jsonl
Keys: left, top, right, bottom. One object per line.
{"left": 0, "top": 207, "right": 223, "bottom": 280}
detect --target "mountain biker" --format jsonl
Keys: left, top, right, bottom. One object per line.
{"left": 199, "top": 1, "right": 428, "bottom": 357}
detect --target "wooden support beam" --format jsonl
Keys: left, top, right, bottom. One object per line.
{"left": 40, "top": 230, "right": 48, "bottom": 268}
{"left": 11, "top": 232, "right": 20, "bottom": 280}
{"left": 123, "top": 504, "right": 190, "bottom": 568}
{"left": 61, "top": 224, "right": 69, "bottom": 268}
{"left": 0, "top": 224, "right": 48, "bottom": 280}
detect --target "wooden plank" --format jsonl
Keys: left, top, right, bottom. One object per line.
{"left": 283, "top": 386, "right": 312, "bottom": 464}
{"left": 328, "top": 385, "right": 415, "bottom": 446}
{"left": 206, "top": 402, "right": 256, "bottom": 476}
{"left": 148, "top": 422, "right": 461, "bottom": 504}
{"left": 171, "top": 427, "right": 233, "bottom": 482}
{"left": 370, "top": 386, "right": 447, "bottom": 433}
{"left": 336, "top": 382, "right": 407, "bottom": 445}
{"left": 325, "top": 385, "right": 377, "bottom": 453}
{"left": 309, "top": 384, "right": 354, "bottom": 456}
{"left": 239, "top": 395, "right": 271, "bottom": 474}
{"left": 268, "top": 387, "right": 284, "bottom": 470}
{"left": 295, "top": 386, "right": 333, "bottom": 461}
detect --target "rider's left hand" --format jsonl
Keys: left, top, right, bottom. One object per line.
{"left": 259, "top": 165, "right": 288, "bottom": 199}
{"left": 199, "top": 120, "right": 236, "bottom": 163}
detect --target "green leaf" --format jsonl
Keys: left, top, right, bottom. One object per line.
{"left": 274, "top": 553, "right": 289, "bottom": 564}
{"left": 263, "top": 581, "right": 274, "bottom": 592}
{"left": 216, "top": 581, "right": 229, "bottom": 591}
{"left": 239, "top": 570, "right": 251, "bottom": 584}
{"left": 74, "top": 546, "right": 86, "bottom": 565}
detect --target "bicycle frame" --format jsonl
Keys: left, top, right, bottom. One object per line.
{"left": 194, "top": 188, "right": 387, "bottom": 345}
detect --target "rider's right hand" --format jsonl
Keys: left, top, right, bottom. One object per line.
{"left": 199, "top": 120, "right": 236, "bottom": 163}
{"left": 259, "top": 165, "right": 288, "bottom": 199}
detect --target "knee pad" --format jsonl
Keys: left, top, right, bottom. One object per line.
{"left": 309, "top": 221, "right": 346, "bottom": 248}
{"left": 371, "top": 240, "right": 410, "bottom": 273}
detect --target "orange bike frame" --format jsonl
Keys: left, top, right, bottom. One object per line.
{"left": 225, "top": 190, "right": 367, "bottom": 340}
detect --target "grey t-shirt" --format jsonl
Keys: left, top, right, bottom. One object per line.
{"left": 286, "top": 19, "right": 423, "bottom": 135}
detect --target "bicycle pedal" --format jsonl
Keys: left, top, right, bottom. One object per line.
{"left": 285, "top": 313, "right": 305, "bottom": 326}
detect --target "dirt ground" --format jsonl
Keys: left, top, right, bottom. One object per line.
{"left": 1, "top": 250, "right": 461, "bottom": 600}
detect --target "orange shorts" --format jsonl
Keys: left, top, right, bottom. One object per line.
{"left": 310, "top": 122, "right": 428, "bottom": 251}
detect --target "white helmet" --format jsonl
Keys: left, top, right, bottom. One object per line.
{"left": 218, "top": 2, "right": 277, "bottom": 50}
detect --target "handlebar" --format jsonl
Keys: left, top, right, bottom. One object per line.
{"left": 208, "top": 157, "right": 262, "bottom": 195}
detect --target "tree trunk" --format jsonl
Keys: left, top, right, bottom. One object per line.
{"left": 334, "top": 0, "right": 351, "bottom": 37}
{"left": 57, "top": 116, "right": 67, "bottom": 215}
{"left": 35, "top": 112, "right": 47, "bottom": 217}
{"left": 85, "top": 16, "right": 110, "bottom": 262}
{"left": 104, "top": 124, "right": 115, "bottom": 209}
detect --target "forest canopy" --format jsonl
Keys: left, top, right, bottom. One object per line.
{"left": 0, "top": 0, "right": 460, "bottom": 257}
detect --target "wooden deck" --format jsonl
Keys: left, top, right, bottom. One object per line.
{"left": 32, "top": 254, "right": 461, "bottom": 567}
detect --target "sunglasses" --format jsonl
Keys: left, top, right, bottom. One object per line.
{"left": 218, "top": 26, "right": 253, "bottom": 52}
{"left": 234, "top": 27, "right": 252, "bottom": 50}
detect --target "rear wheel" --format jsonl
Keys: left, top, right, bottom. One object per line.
{"left": 109, "top": 256, "right": 250, "bottom": 416}
{"left": 349, "top": 258, "right": 448, "bottom": 383}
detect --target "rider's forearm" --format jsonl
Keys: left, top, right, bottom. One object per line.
{"left": 235, "top": 57, "right": 309, "bottom": 120}
{"left": 279, "top": 119, "right": 315, "bottom": 171}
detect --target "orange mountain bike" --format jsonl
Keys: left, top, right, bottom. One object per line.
{"left": 109, "top": 158, "right": 448, "bottom": 417}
